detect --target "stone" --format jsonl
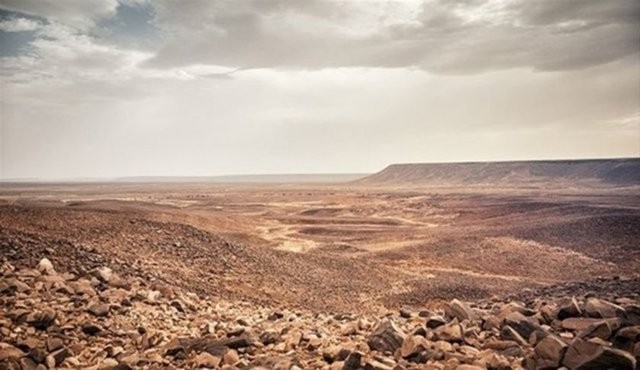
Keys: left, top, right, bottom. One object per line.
{"left": 47, "top": 347, "right": 71, "bottom": 367}
{"left": 46, "top": 337, "right": 64, "bottom": 352}
{"left": 342, "top": 351, "right": 363, "bottom": 370}
{"left": 532, "top": 335, "right": 567, "bottom": 369}
{"left": 577, "top": 320, "right": 613, "bottom": 340}
{"left": 433, "top": 322, "right": 463, "bottom": 343}
{"left": 0, "top": 343, "right": 25, "bottom": 361}
{"left": 36, "top": 258, "right": 56, "bottom": 275}
{"left": 561, "top": 317, "right": 603, "bottom": 331}
{"left": 223, "top": 349, "right": 239, "bottom": 365}
{"left": 426, "top": 315, "right": 447, "bottom": 329}
{"left": 25, "top": 309, "right": 56, "bottom": 330}
{"left": 557, "top": 298, "right": 582, "bottom": 320}
{"left": 88, "top": 303, "right": 110, "bottom": 317}
{"left": 400, "top": 335, "right": 430, "bottom": 358}
{"left": 260, "top": 330, "right": 280, "bottom": 345}
{"left": 612, "top": 325, "right": 640, "bottom": 352}
{"left": 194, "top": 352, "right": 222, "bottom": 368}
{"left": 503, "top": 311, "right": 539, "bottom": 339}
{"left": 367, "top": 319, "right": 406, "bottom": 353}
{"left": 500, "top": 326, "right": 528, "bottom": 347}
{"left": 584, "top": 298, "right": 625, "bottom": 319}
{"left": 445, "top": 299, "right": 477, "bottom": 322}
{"left": 82, "top": 323, "right": 103, "bottom": 335}
{"left": 564, "top": 339, "right": 635, "bottom": 370}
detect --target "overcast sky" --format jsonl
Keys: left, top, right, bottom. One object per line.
{"left": 0, "top": 0, "right": 639, "bottom": 179}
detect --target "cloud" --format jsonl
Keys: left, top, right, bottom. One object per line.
{"left": 0, "top": 17, "right": 40, "bottom": 32}
{"left": 141, "top": 0, "right": 639, "bottom": 73}
{"left": 0, "top": 0, "right": 119, "bottom": 29}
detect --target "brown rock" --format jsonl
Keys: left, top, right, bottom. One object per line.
{"left": 584, "top": 298, "right": 625, "bottom": 319}
{"left": 564, "top": 339, "right": 635, "bottom": 370}
{"left": 612, "top": 325, "right": 640, "bottom": 352}
{"left": 46, "top": 347, "right": 71, "bottom": 367}
{"left": 223, "top": 349, "right": 239, "bottom": 365}
{"left": 503, "top": 311, "right": 539, "bottom": 339}
{"left": 433, "top": 322, "right": 463, "bottom": 343}
{"left": 88, "top": 303, "right": 110, "bottom": 317}
{"left": 193, "top": 352, "right": 221, "bottom": 368}
{"left": 500, "top": 325, "right": 528, "bottom": 347}
{"left": 25, "top": 309, "right": 57, "bottom": 330}
{"left": 426, "top": 315, "right": 447, "bottom": 329}
{"left": 400, "top": 335, "right": 430, "bottom": 358}
{"left": 577, "top": 320, "right": 614, "bottom": 340}
{"left": 533, "top": 335, "right": 567, "bottom": 369}
{"left": 342, "top": 351, "right": 363, "bottom": 370}
{"left": 561, "top": 317, "right": 602, "bottom": 331}
{"left": 445, "top": 299, "right": 477, "bottom": 322}
{"left": 367, "top": 319, "right": 406, "bottom": 353}
{"left": 47, "top": 337, "right": 64, "bottom": 352}
{"left": 557, "top": 298, "right": 582, "bottom": 320}
{"left": 0, "top": 343, "right": 25, "bottom": 361}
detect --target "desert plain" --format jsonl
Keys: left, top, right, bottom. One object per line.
{"left": 1, "top": 160, "right": 639, "bottom": 369}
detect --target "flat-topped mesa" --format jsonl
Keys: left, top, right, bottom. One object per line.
{"left": 355, "top": 158, "right": 640, "bottom": 187}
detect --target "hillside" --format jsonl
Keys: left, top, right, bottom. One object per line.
{"left": 355, "top": 158, "right": 640, "bottom": 187}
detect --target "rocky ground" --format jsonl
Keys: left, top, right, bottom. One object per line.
{"left": 1, "top": 256, "right": 638, "bottom": 369}
{"left": 1, "top": 185, "right": 639, "bottom": 369}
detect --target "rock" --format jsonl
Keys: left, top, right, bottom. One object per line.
{"left": 342, "top": 351, "right": 363, "bottom": 370}
{"left": 612, "top": 325, "right": 640, "bottom": 352}
{"left": 561, "top": 317, "right": 603, "bottom": 331}
{"left": 503, "top": 311, "right": 539, "bottom": 339}
{"left": 260, "top": 330, "right": 280, "bottom": 345}
{"left": 426, "top": 315, "right": 447, "bottom": 329}
{"left": 532, "top": 335, "right": 568, "bottom": 369}
{"left": 88, "top": 303, "right": 110, "bottom": 317}
{"left": 500, "top": 325, "right": 528, "bottom": 347}
{"left": 193, "top": 352, "right": 221, "bottom": 368}
{"left": 445, "top": 299, "right": 477, "bottom": 322}
{"left": 25, "top": 309, "right": 56, "bottom": 330}
{"left": 46, "top": 347, "right": 71, "bottom": 367}
{"left": 82, "top": 323, "right": 103, "bottom": 335}
{"left": 563, "top": 338, "right": 635, "bottom": 370}
{"left": 36, "top": 258, "right": 55, "bottom": 275}
{"left": 367, "top": 319, "right": 406, "bottom": 353}
{"left": 433, "top": 322, "right": 463, "bottom": 343}
{"left": 0, "top": 343, "right": 25, "bottom": 361}
{"left": 47, "top": 337, "right": 64, "bottom": 352}
{"left": 577, "top": 320, "right": 614, "bottom": 340}
{"left": 584, "top": 298, "right": 625, "bottom": 319}
{"left": 400, "top": 335, "right": 430, "bottom": 358}
{"left": 98, "top": 358, "right": 119, "bottom": 369}
{"left": 399, "top": 308, "right": 412, "bottom": 319}
{"left": 557, "top": 298, "right": 582, "bottom": 320}
{"left": 223, "top": 349, "right": 239, "bottom": 365}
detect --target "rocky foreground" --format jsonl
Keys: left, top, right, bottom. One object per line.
{"left": 1, "top": 258, "right": 639, "bottom": 370}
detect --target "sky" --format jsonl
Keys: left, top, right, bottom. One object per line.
{"left": 0, "top": 0, "right": 639, "bottom": 179}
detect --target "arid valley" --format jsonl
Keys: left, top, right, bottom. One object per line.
{"left": 1, "top": 160, "right": 639, "bottom": 369}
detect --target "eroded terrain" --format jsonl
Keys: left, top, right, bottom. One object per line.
{"left": 1, "top": 182, "right": 639, "bottom": 369}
